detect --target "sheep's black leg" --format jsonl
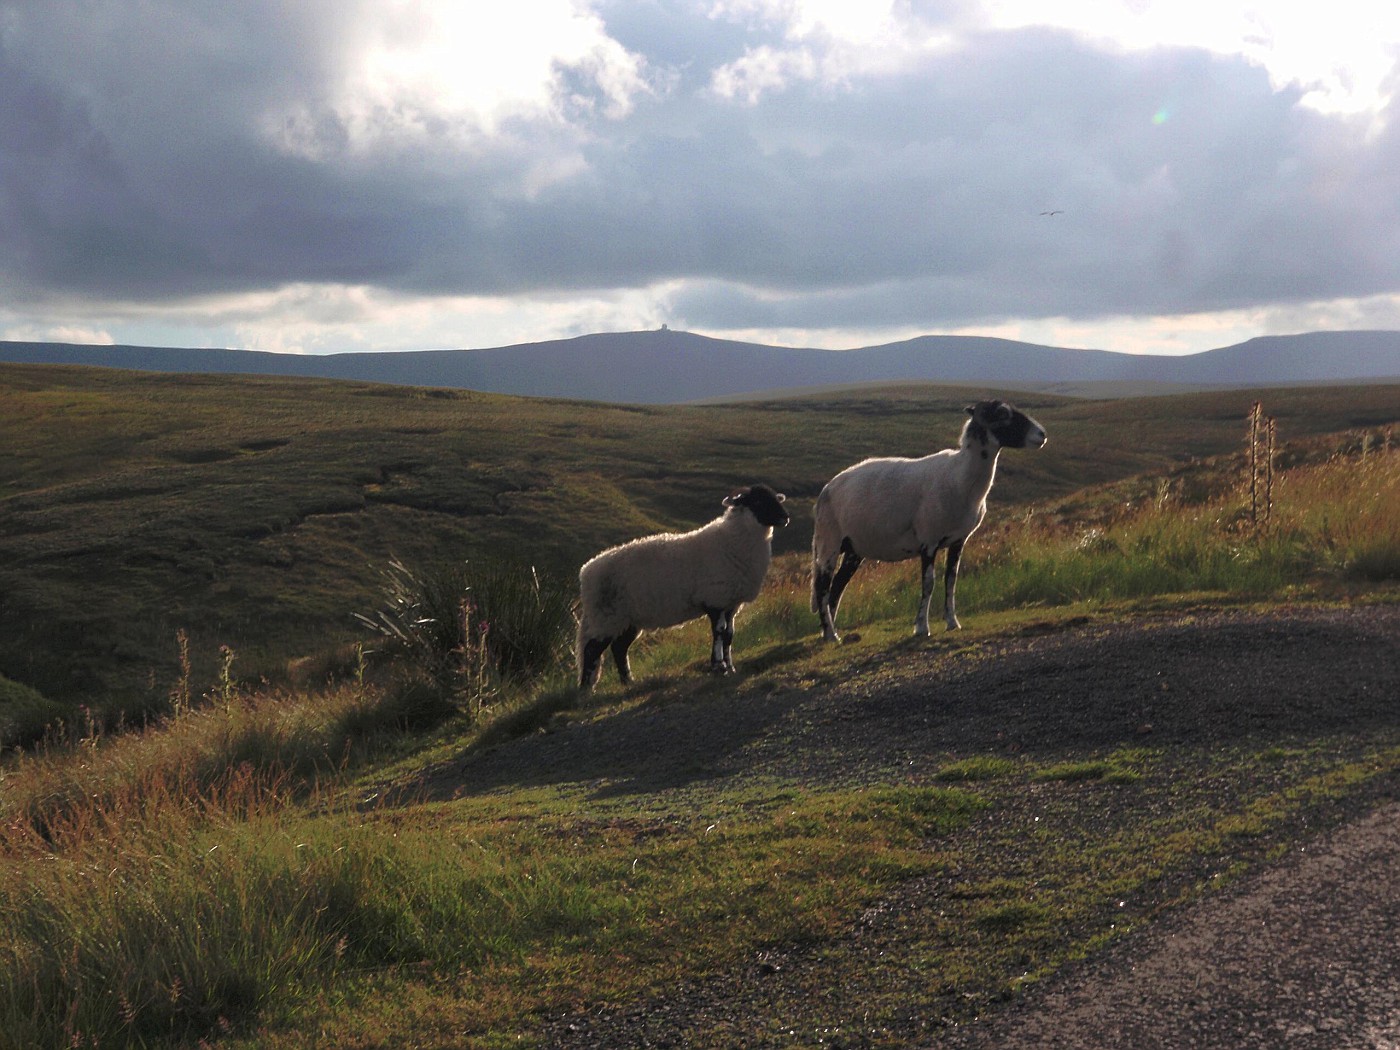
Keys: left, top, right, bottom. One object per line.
{"left": 719, "top": 608, "right": 737, "bottom": 672}
{"left": 820, "top": 542, "right": 863, "bottom": 642}
{"left": 579, "top": 636, "right": 611, "bottom": 689}
{"left": 610, "top": 626, "right": 640, "bottom": 685}
{"left": 704, "top": 607, "right": 733, "bottom": 673}
{"left": 943, "top": 539, "right": 965, "bottom": 630}
{"left": 828, "top": 544, "right": 864, "bottom": 615}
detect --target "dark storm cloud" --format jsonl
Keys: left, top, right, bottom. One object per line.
{"left": 0, "top": 0, "right": 394, "bottom": 297}
{"left": 2, "top": 0, "right": 1398, "bottom": 331}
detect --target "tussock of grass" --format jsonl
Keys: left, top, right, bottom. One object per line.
{"left": 1035, "top": 760, "right": 1142, "bottom": 784}
{"left": 1, "top": 791, "right": 634, "bottom": 1046}
{"left": 1034, "top": 748, "right": 1155, "bottom": 784}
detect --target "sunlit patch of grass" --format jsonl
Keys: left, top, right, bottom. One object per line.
{"left": 1035, "top": 748, "right": 1156, "bottom": 784}
{"left": 0, "top": 671, "right": 431, "bottom": 847}
{"left": 1271, "top": 446, "right": 1400, "bottom": 580}
{"left": 0, "top": 781, "right": 987, "bottom": 1048}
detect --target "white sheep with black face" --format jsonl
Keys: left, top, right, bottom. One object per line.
{"left": 811, "top": 399, "right": 1047, "bottom": 642}
{"left": 577, "top": 484, "right": 790, "bottom": 689}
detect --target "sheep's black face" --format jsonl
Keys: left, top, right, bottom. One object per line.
{"left": 966, "top": 400, "right": 1048, "bottom": 450}
{"left": 724, "top": 484, "right": 790, "bottom": 528}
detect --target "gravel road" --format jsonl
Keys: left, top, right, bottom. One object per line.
{"left": 940, "top": 798, "right": 1400, "bottom": 1050}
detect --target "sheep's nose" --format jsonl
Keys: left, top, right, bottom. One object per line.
{"left": 1030, "top": 425, "right": 1048, "bottom": 448}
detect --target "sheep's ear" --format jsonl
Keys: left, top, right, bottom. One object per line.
{"left": 776, "top": 493, "right": 786, "bottom": 503}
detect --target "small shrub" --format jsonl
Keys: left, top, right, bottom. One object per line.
{"left": 355, "top": 558, "right": 576, "bottom": 710}
{"left": 464, "top": 560, "right": 576, "bottom": 680}
{"left": 354, "top": 558, "right": 475, "bottom": 683}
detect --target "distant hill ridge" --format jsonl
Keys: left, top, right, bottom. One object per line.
{"left": 2, "top": 329, "right": 1398, "bottom": 403}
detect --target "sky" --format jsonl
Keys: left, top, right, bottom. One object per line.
{"left": 2, "top": 1, "right": 1400, "bottom": 358}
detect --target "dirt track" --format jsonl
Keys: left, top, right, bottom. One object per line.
{"left": 940, "top": 798, "right": 1400, "bottom": 1049}
{"left": 445, "top": 602, "right": 1400, "bottom": 1048}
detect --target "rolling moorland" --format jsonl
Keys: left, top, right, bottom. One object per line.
{"left": 3, "top": 328, "right": 1400, "bottom": 404}
{"left": 3, "top": 361, "right": 1398, "bottom": 720}
{"left": 0, "top": 361, "right": 1398, "bottom": 1048}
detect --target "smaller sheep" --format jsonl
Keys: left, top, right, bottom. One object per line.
{"left": 577, "top": 484, "right": 790, "bottom": 689}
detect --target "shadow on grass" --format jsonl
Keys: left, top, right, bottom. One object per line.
{"left": 821, "top": 605, "right": 1400, "bottom": 763}
{"left": 419, "top": 668, "right": 811, "bottom": 802}
{"left": 406, "top": 604, "right": 1400, "bottom": 805}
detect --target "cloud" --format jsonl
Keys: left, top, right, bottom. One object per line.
{"left": 1, "top": 323, "right": 116, "bottom": 345}
{"left": 267, "top": 0, "right": 653, "bottom": 154}
{"left": 985, "top": 0, "right": 1400, "bottom": 116}
{"left": 1, "top": 0, "right": 1399, "bottom": 354}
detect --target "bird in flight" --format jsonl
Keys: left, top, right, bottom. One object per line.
{"left": 1040, "top": 209, "right": 1064, "bottom": 216}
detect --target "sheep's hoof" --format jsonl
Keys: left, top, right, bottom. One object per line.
{"left": 913, "top": 625, "right": 931, "bottom": 638}
{"left": 945, "top": 620, "right": 962, "bottom": 631}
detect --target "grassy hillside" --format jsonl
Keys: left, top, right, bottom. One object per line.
{"left": 0, "top": 444, "right": 1394, "bottom": 1047}
{"left": 0, "top": 364, "right": 1396, "bottom": 1047}
{"left": 1, "top": 361, "right": 1396, "bottom": 721}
